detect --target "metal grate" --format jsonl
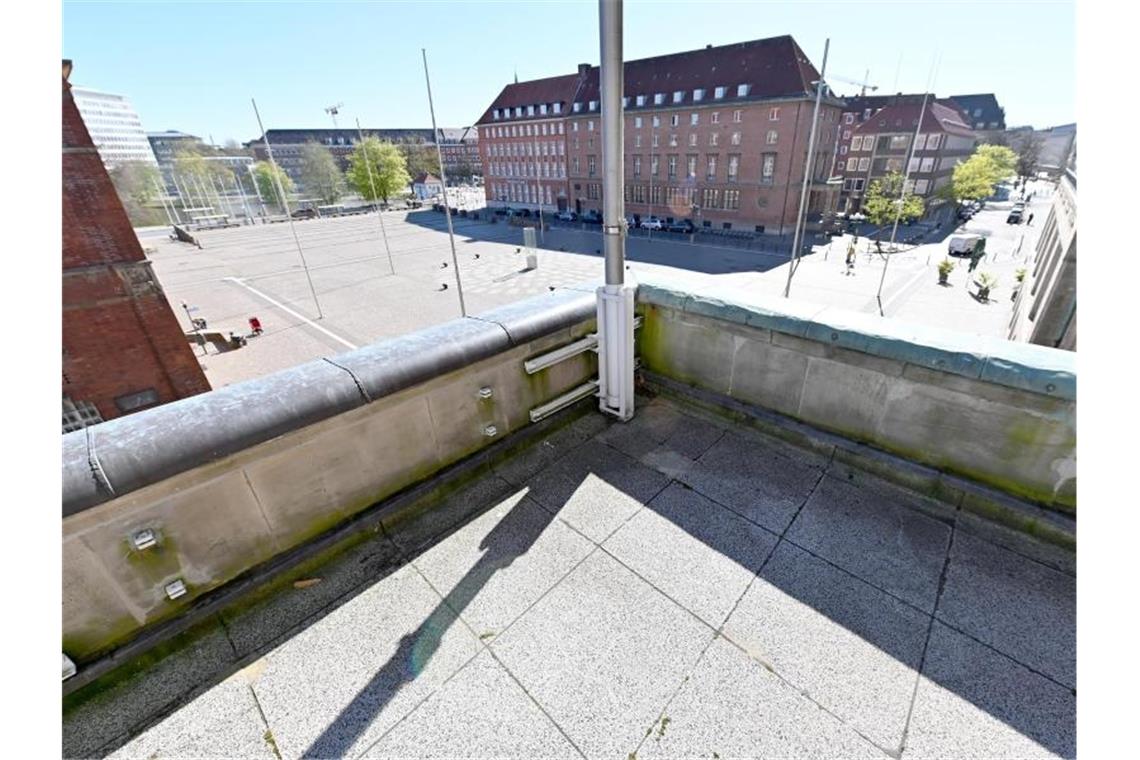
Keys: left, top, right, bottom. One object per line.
{"left": 63, "top": 397, "right": 103, "bottom": 434}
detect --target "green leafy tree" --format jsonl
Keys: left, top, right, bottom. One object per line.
{"left": 347, "top": 138, "right": 411, "bottom": 203}
{"left": 108, "top": 161, "right": 166, "bottom": 226}
{"left": 251, "top": 161, "right": 294, "bottom": 209}
{"left": 975, "top": 144, "right": 1018, "bottom": 181}
{"left": 400, "top": 141, "right": 441, "bottom": 179}
{"left": 299, "top": 141, "right": 346, "bottom": 204}
{"left": 862, "top": 171, "right": 925, "bottom": 251}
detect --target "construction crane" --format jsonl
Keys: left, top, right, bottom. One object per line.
{"left": 324, "top": 102, "right": 343, "bottom": 128}
{"left": 828, "top": 70, "right": 879, "bottom": 96}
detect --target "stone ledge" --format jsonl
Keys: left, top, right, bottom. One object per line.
{"left": 636, "top": 271, "right": 1075, "bottom": 400}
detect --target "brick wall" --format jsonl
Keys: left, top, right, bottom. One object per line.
{"left": 62, "top": 66, "right": 210, "bottom": 425}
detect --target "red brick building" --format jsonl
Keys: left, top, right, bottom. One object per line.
{"left": 63, "top": 61, "right": 210, "bottom": 433}
{"left": 476, "top": 36, "right": 844, "bottom": 234}
{"left": 833, "top": 95, "right": 976, "bottom": 220}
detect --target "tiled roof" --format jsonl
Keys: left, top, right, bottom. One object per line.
{"left": 851, "top": 98, "right": 975, "bottom": 137}
{"left": 413, "top": 173, "right": 441, "bottom": 184}
{"left": 476, "top": 35, "right": 824, "bottom": 126}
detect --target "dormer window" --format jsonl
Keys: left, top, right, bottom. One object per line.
{"left": 573, "top": 102, "right": 582, "bottom": 113}
{"left": 737, "top": 84, "right": 751, "bottom": 97}
{"left": 622, "top": 96, "right": 629, "bottom": 107}
{"left": 553, "top": 103, "right": 561, "bottom": 114}
{"left": 588, "top": 100, "right": 598, "bottom": 111}
{"left": 493, "top": 109, "right": 500, "bottom": 120}
{"left": 714, "top": 86, "right": 726, "bottom": 99}
{"left": 693, "top": 88, "right": 705, "bottom": 101}
{"left": 527, "top": 105, "right": 535, "bottom": 116}
{"left": 514, "top": 107, "right": 522, "bottom": 117}
{"left": 636, "top": 95, "right": 646, "bottom": 106}
{"left": 673, "top": 90, "right": 684, "bottom": 103}
{"left": 654, "top": 93, "right": 665, "bottom": 105}
{"left": 539, "top": 104, "right": 547, "bottom": 115}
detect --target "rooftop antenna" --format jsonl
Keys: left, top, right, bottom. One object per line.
{"left": 324, "top": 102, "right": 343, "bottom": 128}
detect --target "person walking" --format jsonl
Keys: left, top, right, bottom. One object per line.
{"left": 1027, "top": 212, "right": 1035, "bottom": 226}
{"left": 845, "top": 238, "right": 857, "bottom": 276}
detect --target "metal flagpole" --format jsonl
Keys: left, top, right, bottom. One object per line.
{"left": 246, "top": 163, "right": 267, "bottom": 219}
{"left": 784, "top": 38, "right": 830, "bottom": 298}
{"left": 232, "top": 171, "right": 252, "bottom": 224}
{"left": 421, "top": 48, "right": 466, "bottom": 317}
{"left": 875, "top": 53, "right": 939, "bottom": 316}
{"left": 355, "top": 118, "right": 395, "bottom": 274}
{"left": 252, "top": 97, "right": 325, "bottom": 319}
{"left": 153, "top": 176, "right": 175, "bottom": 225}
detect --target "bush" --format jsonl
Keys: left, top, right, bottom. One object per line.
{"left": 938, "top": 258, "right": 956, "bottom": 277}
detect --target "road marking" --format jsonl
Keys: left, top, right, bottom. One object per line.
{"left": 223, "top": 277, "right": 359, "bottom": 350}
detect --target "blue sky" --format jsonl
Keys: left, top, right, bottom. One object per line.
{"left": 63, "top": 0, "right": 1075, "bottom": 145}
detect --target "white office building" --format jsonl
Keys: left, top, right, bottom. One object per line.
{"left": 70, "top": 86, "right": 158, "bottom": 168}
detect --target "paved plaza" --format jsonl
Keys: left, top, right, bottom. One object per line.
{"left": 63, "top": 394, "right": 1075, "bottom": 760}
{"left": 143, "top": 180, "right": 1052, "bottom": 389}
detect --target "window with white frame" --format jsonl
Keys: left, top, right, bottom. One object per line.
{"left": 714, "top": 86, "right": 726, "bottom": 99}
{"left": 709, "top": 132, "right": 718, "bottom": 146}
{"left": 846, "top": 157, "right": 858, "bottom": 171}
{"left": 908, "top": 157, "right": 920, "bottom": 173}
{"left": 652, "top": 134, "right": 659, "bottom": 147}
{"left": 915, "top": 179, "right": 929, "bottom": 194}
{"left": 539, "top": 104, "right": 547, "bottom": 115}
{"left": 926, "top": 134, "right": 941, "bottom": 149}
{"left": 733, "top": 110, "right": 742, "bottom": 123}
{"left": 737, "top": 84, "right": 750, "bottom": 97}
{"left": 690, "top": 113, "right": 699, "bottom": 126}
{"left": 769, "top": 107, "right": 780, "bottom": 121}
{"left": 843, "top": 130, "right": 851, "bottom": 140}
{"left": 515, "top": 107, "right": 522, "bottom": 117}
{"left": 671, "top": 114, "right": 679, "bottom": 127}
{"left": 635, "top": 135, "right": 642, "bottom": 147}
{"left": 673, "top": 91, "right": 684, "bottom": 103}
{"left": 711, "top": 112, "right": 720, "bottom": 124}
{"left": 761, "top": 153, "right": 776, "bottom": 184}
{"left": 727, "top": 154, "right": 739, "bottom": 182}
{"left": 914, "top": 134, "right": 926, "bottom": 150}
{"left": 731, "top": 131, "right": 741, "bottom": 145}
{"left": 652, "top": 115, "right": 660, "bottom": 128}
{"left": 554, "top": 103, "right": 561, "bottom": 114}
{"left": 633, "top": 155, "right": 641, "bottom": 177}
{"left": 862, "top": 135, "right": 875, "bottom": 150}
{"left": 636, "top": 95, "right": 646, "bottom": 106}
{"left": 693, "top": 88, "right": 705, "bottom": 101}
{"left": 634, "top": 116, "right": 642, "bottom": 128}
{"left": 840, "top": 145, "right": 847, "bottom": 155}
{"left": 573, "top": 102, "right": 582, "bottom": 113}
{"left": 689, "top": 133, "right": 697, "bottom": 147}
{"left": 844, "top": 113, "right": 854, "bottom": 124}
{"left": 857, "top": 157, "right": 870, "bottom": 171}
{"left": 920, "top": 157, "right": 935, "bottom": 172}
{"left": 493, "top": 109, "right": 500, "bottom": 120}
{"left": 669, "top": 133, "right": 678, "bottom": 147}
{"left": 854, "top": 178, "right": 865, "bottom": 191}
{"left": 687, "top": 154, "right": 697, "bottom": 177}
{"left": 654, "top": 93, "right": 665, "bottom": 104}
{"left": 589, "top": 100, "right": 598, "bottom": 111}
{"left": 622, "top": 97, "right": 629, "bottom": 108}
{"left": 588, "top": 120, "right": 595, "bottom": 131}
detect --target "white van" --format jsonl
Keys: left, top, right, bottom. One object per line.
{"left": 948, "top": 234, "right": 984, "bottom": 258}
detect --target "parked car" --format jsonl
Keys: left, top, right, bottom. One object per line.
{"left": 948, "top": 234, "right": 985, "bottom": 258}
{"left": 1007, "top": 209, "right": 1023, "bottom": 225}
{"left": 556, "top": 210, "right": 577, "bottom": 222}
{"left": 640, "top": 216, "right": 665, "bottom": 230}
{"left": 580, "top": 210, "right": 603, "bottom": 225}
{"left": 667, "top": 219, "right": 695, "bottom": 234}
{"left": 291, "top": 207, "right": 318, "bottom": 220}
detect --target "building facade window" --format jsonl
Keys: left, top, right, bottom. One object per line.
{"left": 668, "top": 155, "right": 677, "bottom": 179}
{"left": 652, "top": 115, "right": 660, "bottom": 128}
{"left": 651, "top": 156, "right": 659, "bottom": 176}
{"left": 761, "top": 153, "right": 776, "bottom": 184}
{"left": 688, "top": 133, "right": 697, "bottom": 147}
{"left": 690, "top": 113, "right": 699, "bottom": 126}
{"left": 766, "top": 130, "right": 778, "bottom": 145}
{"left": 702, "top": 188, "right": 720, "bottom": 207}
{"left": 857, "top": 157, "right": 870, "bottom": 171}
{"left": 693, "top": 88, "right": 705, "bottom": 101}
{"left": 709, "top": 133, "right": 719, "bottom": 146}
{"left": 845, "top": 113, "right": 854, "bottom": 124}
{"left": 673, "top": 91, "right": 684, "bottom": 103}
{"left": 731, "top": 131, "right": 741, "bottom": 146}
{"left": 711, "top": 112, "right": 720, "bottom": 124}
{"left": 635, "top": 135, "right": 642, "bottom": 148}
{"left": 654, "top": 93, "right": 665, "bottom": 104}
{"left": 727, "top": 154, "right": 739, "bottom": 182}
{"left": 706, "top": 155, "right": 717, "bottom": 180}
{"left": 723, "top": 188, "right": 740, "bottom": 209}
{"left": 633, "top": 155, "right": 641, "bottom": 177}
{"left": 588, "top": 155, "right": 596, "bottom": 177}
{"left": 687, "top": 154, "right": 697, "bottom": 177}
{"left": 733, "top": 110, "right": 742, "bottom": 123}
{"left": 669, "top": 134, "right": 678, "bottom": 147}
{"left": 636, "top": 95, "right": 646, "bottom": 106}
{"left": 634, "top": 116, "right": 643, "bottom": 128}
{"left": 714, "top": 86, "right": 726, "bottom": 99}
{"left": 671, "top": 114, "right": 680, "bottom": 127}
{"left": 737, "top": 84, "right": 750, "bottom": 97}
{"left": 769, "top": 107, "right": 780, "bottom": 120}
{"left": 652, "top": 134, "right": 659, "bottom": 147}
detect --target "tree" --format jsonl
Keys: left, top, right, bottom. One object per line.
{"left": 251, "top": 161, "right": 294, "bottom": 209}
{"left": 1015, "top": 132, "right": 1045, "bottom": 182}
{"left": 451, "top": 160, "right": 476, "bottom": 184}
{"left": 862, "top": 171, "right": 924, "bottom": 251}
{"left": 347, "top": 138, "right": 411, "bottom": 203}
{"left": 299, "top": 142, "right": 346, "bottom": 204}
{"left": 108, "top": 161, "right": 166, "bottom": 226}
{"left": 975, "top": 144, "right": 1018, "bottom": 180}
{"left": 400, "top": 142, "right": 440, "bottom": 179}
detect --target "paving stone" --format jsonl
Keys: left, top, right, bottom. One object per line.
{"left": 723, "top": 541, "right": 929, "bottom": 752}
{"left": 637, "top": 637, "right": 887, "bottom": 760}
{"left": 524, "top": 442, "right": 670, "bottom": 543}
{"left": 385, "top": 473, "right": 518, "bottom": 557}
{"left": 597, "top": 400, "right": 725, "bottom": 461}
{"left": 679, "top": 431, "right": 824, "bottom": 533}
{"left": 105, "top": 675, "right": 275, "bottom": 760}
{"left": 494, "top": 411, "right": 610, "bottom": 486}
{"left": 411, "top": 491, "right": 594, "bottom": 640}
{"left": 603, "top": 482, "right": 777, "bottom": 627}
{"left": 904, "top": 622, "right": 1075, "bottom": 759}
{"left": 490, "top": 551, "right": 713, "bottom": 759}
{"left": 63, "top": 623, "right": 238, "bottom": 760}
{"left": 937, "top": 532, "right": 1075, "bottom": 688}
{"left": 954, "top": 509, "right": 1075, "bottom": 576}
{"left": 359, "top": 649, "right": 582, "bottom": 759}
{"left": 220, "top": 531, "right": 405, "bottom": 659}
{"left": 250, "top": 564, "right": 482, "bottom": 760}
{"left": 786, "top": 474, "right": 952, "bottom": 611}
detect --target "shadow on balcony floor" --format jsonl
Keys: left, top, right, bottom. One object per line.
{"left": 63, "top": 393, "right": 1075, "bottom": 760}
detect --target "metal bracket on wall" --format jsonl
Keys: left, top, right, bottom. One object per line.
{"left": 523, "top": 316, "right": 642, "bottom": 375}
